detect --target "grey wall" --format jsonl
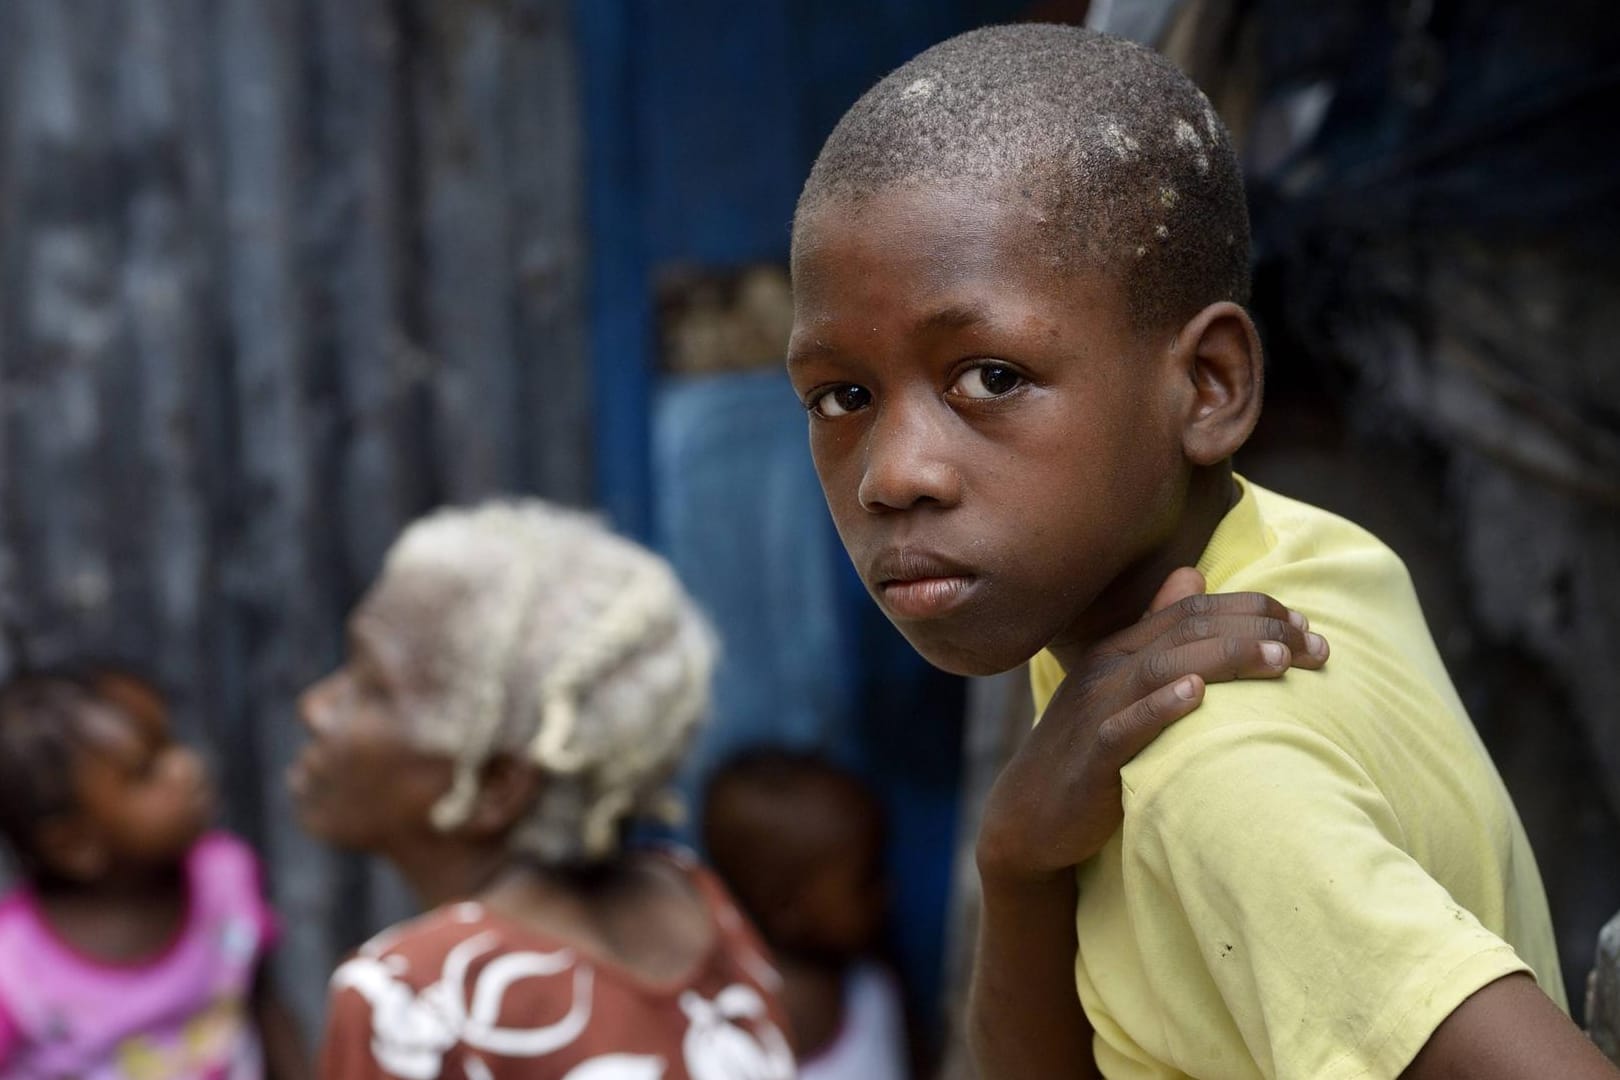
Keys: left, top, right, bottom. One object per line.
{"left": 0, "top": 0, "right": 590, "bottom": 1036}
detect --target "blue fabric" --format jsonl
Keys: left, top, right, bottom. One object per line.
{"left": 653, "top": 370, "right": 860, "bottom": 792}
{"left": 652, "top": 370, "right": 963, "bottom": 1035}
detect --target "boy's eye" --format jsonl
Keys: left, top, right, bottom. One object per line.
{"left": 810, "top": 385, "right": 872, "bottom": 418}
{"left": 949, "top": 363, "right": 1024, "bottom": 400}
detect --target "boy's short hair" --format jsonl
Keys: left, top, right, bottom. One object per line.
{"left": 795, "top": 23, "right": 1249, "bottom": 329}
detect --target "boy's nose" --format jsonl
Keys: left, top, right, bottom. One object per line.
{"left": 857, "top": 400, "right": 962, "bottom": 512}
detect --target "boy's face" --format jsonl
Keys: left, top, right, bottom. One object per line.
{"left": 788, "top": 183, "right": 1189, "bottom": 675}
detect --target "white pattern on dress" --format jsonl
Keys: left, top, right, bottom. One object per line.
{"left": 336, "top": 922, "right": 791, "bottom": 1080}
{"left": 332, "top": 931, "right": 593, "bottom": 1079}
{"left": 679, "top": 985, "right": 795, "bottom": 1080}
{"left": 560, "top": 1054, "right": 668, "bottom": 1079}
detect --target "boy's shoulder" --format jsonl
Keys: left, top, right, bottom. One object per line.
{"left": 1114, "top": 485, "right": 1503, "bottom": 866}
{"left": 1041, "top": 479, "right": 1471, "bottom": 819}
{"left": 1207, "top": 479, "right": 1409, "bottom": 598}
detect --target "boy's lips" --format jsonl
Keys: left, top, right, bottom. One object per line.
{"left": 870, "top": 549, "right": 979, "bottom": 620}
{"left": 881, "top": 576, "right": 978, "bottom": 619}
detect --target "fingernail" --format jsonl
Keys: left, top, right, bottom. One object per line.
{"left": 1307, "top": 632, "right": 1327, "bottom": 657}
{"left": 1289, "top": 610, "right": 1309, "bottom": 630}
{"left": 1261, "top": 641, "right": 1287, "bottom": 666}
{"left": 1175, "top": 677, "right": 1199, "bottom": 700}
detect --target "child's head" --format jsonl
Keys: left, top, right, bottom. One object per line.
{"left": 787, "top": 25, "right": 1264, "bottom": 676}
{"left": 293, "top": 499, "right": 717, "bottom": 867}
{"left": 702, "top": 749, "right": 888, "bottom": 961}
{"left": 0, "top": 666, "right": 211, "bottom": 883}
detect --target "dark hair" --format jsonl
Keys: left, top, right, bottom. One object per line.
{"left": 701, "top": 748, "right": 885, "bottom": 924}
{"left": 0, "top": 664, "right": 167, "bottom": 870}
{"left": 0, "top": 672, "right": 97, "bottom": 868}
{"left": 794, "top": 23, "right": 1250, "bottom": 329}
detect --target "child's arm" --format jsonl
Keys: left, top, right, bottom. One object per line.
{"left": 253, "top": 966, "right": 311, "bottom": 1080}
{"left": 1404, "top": 973, "right": 1620, "bottom": 1078}
{"left": 969, "top": 570, "right": 1325, "bottom": 1078}
{"left": 970, "top": 864, "right": 1096, "bottom": 1077}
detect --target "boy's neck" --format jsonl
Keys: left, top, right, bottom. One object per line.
{"left": 1047, "top": 463, "right": 1239, "bottom": 674}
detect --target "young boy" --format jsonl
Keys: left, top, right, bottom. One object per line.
{"left": 785, "top": 23, "right": 1615, "bottom": 1080}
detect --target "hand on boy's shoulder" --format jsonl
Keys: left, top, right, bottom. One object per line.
{"left": 977, "top": 568, "right": 1327, "bottom": 885}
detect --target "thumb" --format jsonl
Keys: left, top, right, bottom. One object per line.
{"left": 1145, "top": 567, "right": 1206, "bottom": 616}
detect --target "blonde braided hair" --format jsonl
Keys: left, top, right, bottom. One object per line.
{"left": 375, "top": 499, "right": 717, "bottom": 862}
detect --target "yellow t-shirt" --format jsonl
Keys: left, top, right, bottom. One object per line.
{"left": 1030, "top": 477, "right": 1564, "bottom": 1080}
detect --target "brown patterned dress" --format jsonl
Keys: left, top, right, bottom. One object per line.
{"left": 319, "top": 851, "right": 795, "bottom": 1080}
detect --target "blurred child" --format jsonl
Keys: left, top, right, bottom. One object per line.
{"left": 293, "top": 499, "right": 796, "bottom": 1079}
{"left": 0, "top": 664, "right": 305, "bottom": 1079}
{"left": 703, "top": 750, "right": 909, "bottom": 1080}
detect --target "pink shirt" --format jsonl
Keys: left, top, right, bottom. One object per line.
{"left": 0, "top": 831, "right": 277, "bottom": 1079}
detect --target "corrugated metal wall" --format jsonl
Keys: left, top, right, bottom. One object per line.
{"left": 0, "top": 0, "right": 590, "bottom": 1035}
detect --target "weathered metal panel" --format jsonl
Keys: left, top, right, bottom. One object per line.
{"left": 0, "top": 0, "right": 589, "bottom": 1037}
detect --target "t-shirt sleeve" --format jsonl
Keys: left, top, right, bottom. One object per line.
{"left": 1122, "top": 720, "right": 1530, "bottom": 1080}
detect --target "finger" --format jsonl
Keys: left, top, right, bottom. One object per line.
{"left": 1152, "top": 613, "right": 1329, "bottom": 670}
{"left": 1093, "top": 675, "right": 1205, "bottom": 767}
{"left": 1128, "top": 635, "right": 1299, "bottom": 699}
{"left": 1108, "top": 590, "right": 1305, "bottom": 656}
{"left": 1145, "top": 567, "right": 1206, "bottom": 617}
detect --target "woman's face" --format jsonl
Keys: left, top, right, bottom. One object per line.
{"left": 290, "top": 580, "right": 459, "bottom": 854}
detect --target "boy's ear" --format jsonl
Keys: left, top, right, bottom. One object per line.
{"left": 1171, "top": 301, "right": 1264, "bottom": 466}
{"left": 35, "top": 815, "right": 109, "bottom": 882}
{"left": 463, "top": 754, "right": 543, "bottom": 837}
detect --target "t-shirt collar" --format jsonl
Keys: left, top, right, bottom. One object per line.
{"left": 1194, "top": 473, "right": 1267, "bottom": 592}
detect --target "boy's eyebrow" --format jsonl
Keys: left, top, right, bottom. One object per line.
{"left": 915, "top": 301, "right": 991, "bottom": 334}
{"left": 787, "top": 301, "right": 993, "bottom": 369}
